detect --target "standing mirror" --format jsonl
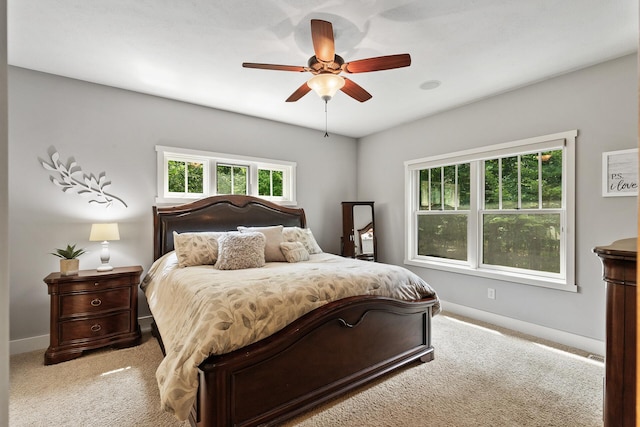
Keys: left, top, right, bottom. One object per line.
{"left": 341, "top": 201, "right": 376, "bottom": 261}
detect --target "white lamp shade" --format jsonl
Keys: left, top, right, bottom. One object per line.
{"left": 307, "top": 74, "right": 345, "bottom": 101}
{"left": 89, "top": 223, "right": 120, "bottom": 242}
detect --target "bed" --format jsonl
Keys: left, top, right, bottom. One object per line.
{"left": 144, "top": 195, "right": 440, "bottom": 427}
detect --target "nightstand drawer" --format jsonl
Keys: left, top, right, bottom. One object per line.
{"left": 59, "top": 288, "right": 131, "bottom": 318}
{"left": 59, "top": 312, "right": 131, "bottom": 345}
{"left": 61, "top": 275, "right": 133, "bottom": 293}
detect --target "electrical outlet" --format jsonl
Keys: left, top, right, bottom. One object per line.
{"left": 487, "top": 288, "right": 496, "bottom": 299}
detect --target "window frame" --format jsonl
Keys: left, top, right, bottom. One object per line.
{"left": 156, "top": 145, "right": 297, "bottom": 205}
{"left": 404, "top": 130, "right": 577, "bottom": 291}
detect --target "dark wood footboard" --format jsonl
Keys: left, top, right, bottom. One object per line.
{"left": 188, "top": 295, "right": 437, "bottom": 427}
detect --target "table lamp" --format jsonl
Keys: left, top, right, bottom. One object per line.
{"left": 89, "top": 223, "right": 120, "bottom": 271}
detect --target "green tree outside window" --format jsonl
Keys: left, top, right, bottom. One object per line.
{"left": 168, "top": 160, "right": 203, "bottom": 193}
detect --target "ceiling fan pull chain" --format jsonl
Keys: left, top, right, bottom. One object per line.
{"left": 324, "top": 100, "right": 329, "bottom": 138}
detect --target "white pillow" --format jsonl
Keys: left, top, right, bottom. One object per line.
{"left": 214, "top": 232, "right": 266, "bottom": 270}
{"left": 238, "top": 225, "right": 286, "bottom": 262}
{"left": 282, "top": 227, "right": 323, "bottom": 254}
{"left": 173, "top": 231, "right": 223, "bottom": 267}
{"left": 279, "top": 241, "right": 310, "bottom": 263}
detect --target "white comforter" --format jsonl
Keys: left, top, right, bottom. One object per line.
{"left": 142, "top": 252, "right": 439, "bottom": 420}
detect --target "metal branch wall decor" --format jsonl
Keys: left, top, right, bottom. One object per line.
{"left": 41, "top": 150, "right": 128, "bottom": 208}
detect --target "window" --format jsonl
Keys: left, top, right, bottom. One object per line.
{"left": 216, "top": 164, "right": 248, "bottom": 195}
{"left": 167, "top": 158, "right": 207, "bottom": 196}
{"left": 258, "top": 169, "right": 284, "bottom": 197}
{"left": 156, "top": 146, "right": 296, "bottom": 205}
{"left": 405, "top": 130, "right": 576, "bottom": 291}
{"left": 417, "top": 163, "right": 471, "bottom": 262}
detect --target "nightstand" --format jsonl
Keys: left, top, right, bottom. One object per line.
{"left": 43, "top": 265, "right": 143, "bottom": 365}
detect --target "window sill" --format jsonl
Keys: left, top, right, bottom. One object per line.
{"left": 404, "top": 258, "right": 577, "bottom": 292}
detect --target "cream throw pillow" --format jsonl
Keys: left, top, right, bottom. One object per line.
{"left": 173, "top": 231, "right": 223, "bottom": 267}
{"left": 282, "top": 227, "right": 323, "bottom": 254}
{"left": 279, "top": 241, "right": 310, "bottom": 263}
{"left": 237, "top": 225, "right": 286, "bottom": 262}
{"left": 214, "top": 231, "right": 266, "bottom": 270}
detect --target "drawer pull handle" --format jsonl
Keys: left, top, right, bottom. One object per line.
{"left": 90, "top": 324, "right": 102, "bottom": 332}
{"left": 90, "top": 298, "right": 102, "bottom": 307}
{"left": 94, "top": 282, "right": 100, "bottom": 286}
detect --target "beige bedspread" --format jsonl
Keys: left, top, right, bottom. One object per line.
{"left": 142, "top": 252, "right": 440, "bottom": 420}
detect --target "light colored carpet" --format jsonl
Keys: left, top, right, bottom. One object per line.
{"left": 10, "top": 313, "right": 604, "bottom": 426}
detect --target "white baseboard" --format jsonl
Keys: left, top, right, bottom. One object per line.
{"left": 10, "top": 334, "right": 49, "bottom": 356}
{"left": 11, "top": 308, "right": 604, "bottom": 357}
{"left": 138, "top": 315, "right": 154, "bottom": 332}
{"left": 441, "top": 300, "right": 605, "bottom": 356}
{"left": 10, "top": 315, "right": 156, "bottom": 355}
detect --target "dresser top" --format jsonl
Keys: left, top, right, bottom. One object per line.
{"left": 593, "top": 238, "right": 637, "bottom": 259}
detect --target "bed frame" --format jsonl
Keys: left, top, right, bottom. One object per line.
{"left": 150, "top": 195, "right": 437, "bottom": 427}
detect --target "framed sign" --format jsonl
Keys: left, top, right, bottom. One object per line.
{"left": 602, "top": 148, "right": 638, "bottom": 197}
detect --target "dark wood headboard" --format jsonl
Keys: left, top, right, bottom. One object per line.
{"left": 153, "top": 195, "right": 307, "bottom": 260}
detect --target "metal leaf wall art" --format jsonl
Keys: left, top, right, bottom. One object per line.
{"left": 41, "top": 150, "right": 128, "bottom": 208}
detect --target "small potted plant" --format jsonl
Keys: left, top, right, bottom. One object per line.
{"left": 51, "top": 244, "right": 86, "bottom": 276}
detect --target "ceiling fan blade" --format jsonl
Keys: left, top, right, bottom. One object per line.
{"left": 343, "top": 54, "right": 411, "bottom": 73}
{"left": 311, "top": 19, "right": 335, "bottom": 63}
{"left": 285, "top": 82, "right": 312, "bottom": 102}
{"left": 242, "top": 62, "right": 306, "bottom": 72}
{"left": 341, "top": 78, "right": 372, "bottom": 102}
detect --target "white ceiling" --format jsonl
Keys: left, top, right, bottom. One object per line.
{"left": 7, "top": 1, "right": 639, "bottom": 139}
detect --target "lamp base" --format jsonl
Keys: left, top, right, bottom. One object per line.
{"left": 96, "top": 241, "right": 113, "bottom": 272}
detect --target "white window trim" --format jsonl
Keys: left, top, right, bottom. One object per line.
{"left": 404, "top": 130, "right": 577, "bottom": 292}
{"left": 156, "top": 145, "right": 297, "bottom": 205}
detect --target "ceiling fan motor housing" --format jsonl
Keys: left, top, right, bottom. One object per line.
{"left": 307, "top": 55, "right": 344, "bottom": 75}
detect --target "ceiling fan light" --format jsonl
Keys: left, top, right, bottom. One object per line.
{"left": 307, "top": 74, "right": 345, "bottom": 101}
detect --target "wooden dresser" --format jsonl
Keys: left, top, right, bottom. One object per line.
{"left": 43, "top": 265, "right": 143, "bottom": 365}
{"left": 593, "top": 238, "right": 637, "bottom": 427}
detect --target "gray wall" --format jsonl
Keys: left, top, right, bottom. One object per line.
{"left": 358, "top": 54, "right": 638, "bottom": 342}
{"left": 1, "top": 0, "right": 9, "bottom": 423}
{"left": 7, "top": 54, "right": 639, "bottom": 346}
{"left": 8, "top": 67, "right": 357, "bottom": 341}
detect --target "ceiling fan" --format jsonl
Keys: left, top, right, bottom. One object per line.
{"left": 242, "top": 19, "right": 411, "bottom": 103}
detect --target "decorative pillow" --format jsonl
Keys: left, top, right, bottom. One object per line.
{"left": 214, "top": 231, "right": 266, "bottom": 270}
{"left": 282, "top": 227, "right": 323, "bottom": 254}
{"left": 279, "top": 241, "right": 310, "bottom": 263}
{"left": 238, "top": 225, "right": 286, "bottom": 262}
{"left": 173, "top": 231, "right": 223, "bottom": 268}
